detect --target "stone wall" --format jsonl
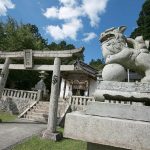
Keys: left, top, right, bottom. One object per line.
{"left": 0, "top": 97, "right": 34, "bottom": 114}
{"left": 0, "top": 89, "right": 41, "bottom": 114}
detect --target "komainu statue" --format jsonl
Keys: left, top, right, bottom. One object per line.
{"left": 100, "top": 26, "right": 150, "bottom": 82}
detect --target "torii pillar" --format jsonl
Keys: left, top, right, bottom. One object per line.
{"left": 0, "top": 57, "right": 11, "bottom": 99}
{"left": 42, "top": 57, "right": 62, "bottom": 140}
{"left": 41, "top": 48, "right": 83, "bottom": 141}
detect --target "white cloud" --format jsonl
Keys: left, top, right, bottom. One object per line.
{"left": 43, "top": 6, "right": 82, "bottom": 20}
{"left": 59, "top": 6, "right": 82, "bottom": 20}
{"left": 43, "top": 7, "right": 59, "bottom": 18}
{"left": 43, "top": 0, "right": 109, "bottom": 40}
{"left": 82, "top": 0, "right": 108, "bottom": 27}
{"left": 59, "top": 0, "right": 77, "bottom": 6}
{"left": 46, "top": 19, "right": 83, "bottom": 40}
{"left": 82, "top": 32, "right": 97, "bottom": 42}
{"left": 0, "top": 0, "right": 15, "bottom": 16}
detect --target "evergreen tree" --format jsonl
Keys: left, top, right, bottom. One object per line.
{"left": 0, "top": 17, "right": 48, "bottom": 51}
{"left": 48, "top": 41, "right": 84, "bottom": 65}
{"left": 131, "top": 0, "right": 150, "bottom": 42}
{"left": 89, "top": 59, "right": 104, "bottom": 71}
{"left": 0, "top": 17, "right": 84, "bottom": 90}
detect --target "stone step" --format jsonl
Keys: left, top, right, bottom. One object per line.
{"left": 30, "top": 108, "right": 62, "bottom": 116}
{"left": 25, "top": 114, "right": 48, "bottom": 122}
{"left": 36, "top": 102, "right": 49, "bottom": 107}
{"left": 22, "top": 100, "right": 68, "bottom": 124}
{"left": 26, "top": 112, "right": 48, "bottom": 118}
{"left": 38, "top": 100, "right": 65, "bottom": 105}
{"left": 38, "top": 101, "right": 50, "bottom": 105}
{"left": 23, "top": 117, "right": 46, "bottom": 123}
{"left": 34, "top": 103, "right": 66, "bottom": 110}
{"left": 33, "top": 106, "right": 49, "bottom": 111}
{"left": 31, "top": 109, "right": 49, "bottom": 114}
{"left": 33, "top": 105, "right": 49, "bottom": 110}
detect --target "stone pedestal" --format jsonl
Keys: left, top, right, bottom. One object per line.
{"left": 94, "top": 81, "right": 150, "bottom": 105}
{"left": 64, "top": 102, "right": 150, "bottom": 150}
{"left": 42, "top": 57, "right": 62, "bottom": 141}
{"left": 42, "top": 130, "right": 62, "bottom": 141}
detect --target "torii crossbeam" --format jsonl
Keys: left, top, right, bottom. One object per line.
{"left": 0, "top": 47, "right": 83, "bottom": 141}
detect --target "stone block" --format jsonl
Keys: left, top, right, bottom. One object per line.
{"left": 64, "top": 112, "right": 150, "bottom": 150}
{"left": 94, "top": 81, "right": 150, "bottom": 103}
{"left": 86, "top": 102, "right": 150, "bottom": 122}
{"left": 42, "top": 130, "right": 62, "bottom": 141}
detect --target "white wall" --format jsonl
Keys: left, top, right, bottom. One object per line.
{"left": 60, "top": 78, "right": 97, "bottom": 98}
{"left": 59, "top": 78, "right": 72, "bottom": 98}
{"left": 59, "top": 78, "right": 65, "bottom": 98}
{"left": 89, "top": 79, "right": 97, "bottom": 97}
{"left": 65, "top": 81, "right": 72, "bottom": 98}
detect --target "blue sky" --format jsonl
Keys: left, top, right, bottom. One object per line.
{"left": 0, "top": 0, "right": 145, "bottom": 63}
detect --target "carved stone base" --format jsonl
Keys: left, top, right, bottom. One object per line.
{"left": 42, "top": 130, "right": 62, "bottom": 141}
{"left": 64, "top": 111, "right": 150, "bottom": 150}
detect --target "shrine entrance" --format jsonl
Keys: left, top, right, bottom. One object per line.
{"left": 0, "top": 48, "right": 83, "bottom": 140}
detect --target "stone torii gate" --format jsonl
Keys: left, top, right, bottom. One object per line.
{"left": 0, "top": 48, "right": 83, "bottom": 141}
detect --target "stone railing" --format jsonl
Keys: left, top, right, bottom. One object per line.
{"left": 2, "top": 88, "right": 40, "bottom": 101}
{"left": 68, "top": 96, "right": 95, "bottom": 111}
{"left": 103, "top": 99, "right": 144, "bottom": 106}
{"left": 1, "top": 88, "right": 42, "bottom": 115}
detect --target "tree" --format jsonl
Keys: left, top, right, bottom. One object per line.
{"left": 89, "top": 59, "right": 104, "bottom": 71}
{"left": 0, "top": 17, "right": 48, "bottom": 51}
{"left": 0, "top": 17, "right": 84, "bottom": 90}
{"left": 48, "top": 41, "right": 84, "bottom": 64}
{"left": 0, "top": 17, "right": 48, "bottom": 90}
{"left": 130, "top": 0, "right": 150, "bottom": 43}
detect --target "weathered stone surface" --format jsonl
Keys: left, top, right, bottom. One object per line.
{"left": 102, "top": 64, "right": 126, "bottom": 82}
{"left": 94, "top": 81, "right": 150, "bottom": 103}
{"left": 0, "top": 97, "right": 34, "bottom": 114}
{"left": 64, "top": 112, "right": 150, "bottom": 150}
{"left": 97, "top": 81, "right": 150, "bottom": 92}
{"left": 0, "top": 64, "right": 75, "bottom": 71}
{"left": 42, "top": 130, "right": 62, "bottom": 141}
{"left": 94, "top": 89, "right": 150, "bottom": 102}
{"left": 0, "top": 48, "right": 83, "bottom": 59}
{"left": 0, "top": 57, "right": 11, "bottom": 99}
{"left": 100, "top": 26, "right": 150, "bottom": 82}
{"left": 0, "top": 89, "right": 41, "bottom": 115}
{"left": 86, "top": 102, "right": 150, "bottom": 122}
{"left": 47, "top": 57, "right": 61, "bottom": 133}
{"left": 24, "top": 49, "right": 32, "bottom": 68}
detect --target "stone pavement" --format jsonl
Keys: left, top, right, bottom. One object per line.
{"left": 0, "top": 119, "right": 46, "bottom": 150}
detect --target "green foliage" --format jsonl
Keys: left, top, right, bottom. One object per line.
{"left": 48, "top": 41, "right": 84, "bottom": 64}
{"left": 12, "top": 136, "right": 86, "bottom": 150}
{"left": 0, "top": 17, "right": 84, "bottom": 90}
{"left": 131, "top": 0, "right": 150, "bottom": 43}
{"left": 6, "top": 70, "right": 39, "bottom": 90}
{"left": 0, "top": 111, "right": 16, "bottom": 122}
{"left": 0, "top": 17, "right": 47, "bottom": 51}
{"left": 89, "top": 58, "right": 104, "bottom": 71}
{"left": 0, "top": 17, "right": 48, "bottom": 90}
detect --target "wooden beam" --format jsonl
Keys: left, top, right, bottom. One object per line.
{"left": 0, "top": 64, "right": 75, "bottom": 71}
